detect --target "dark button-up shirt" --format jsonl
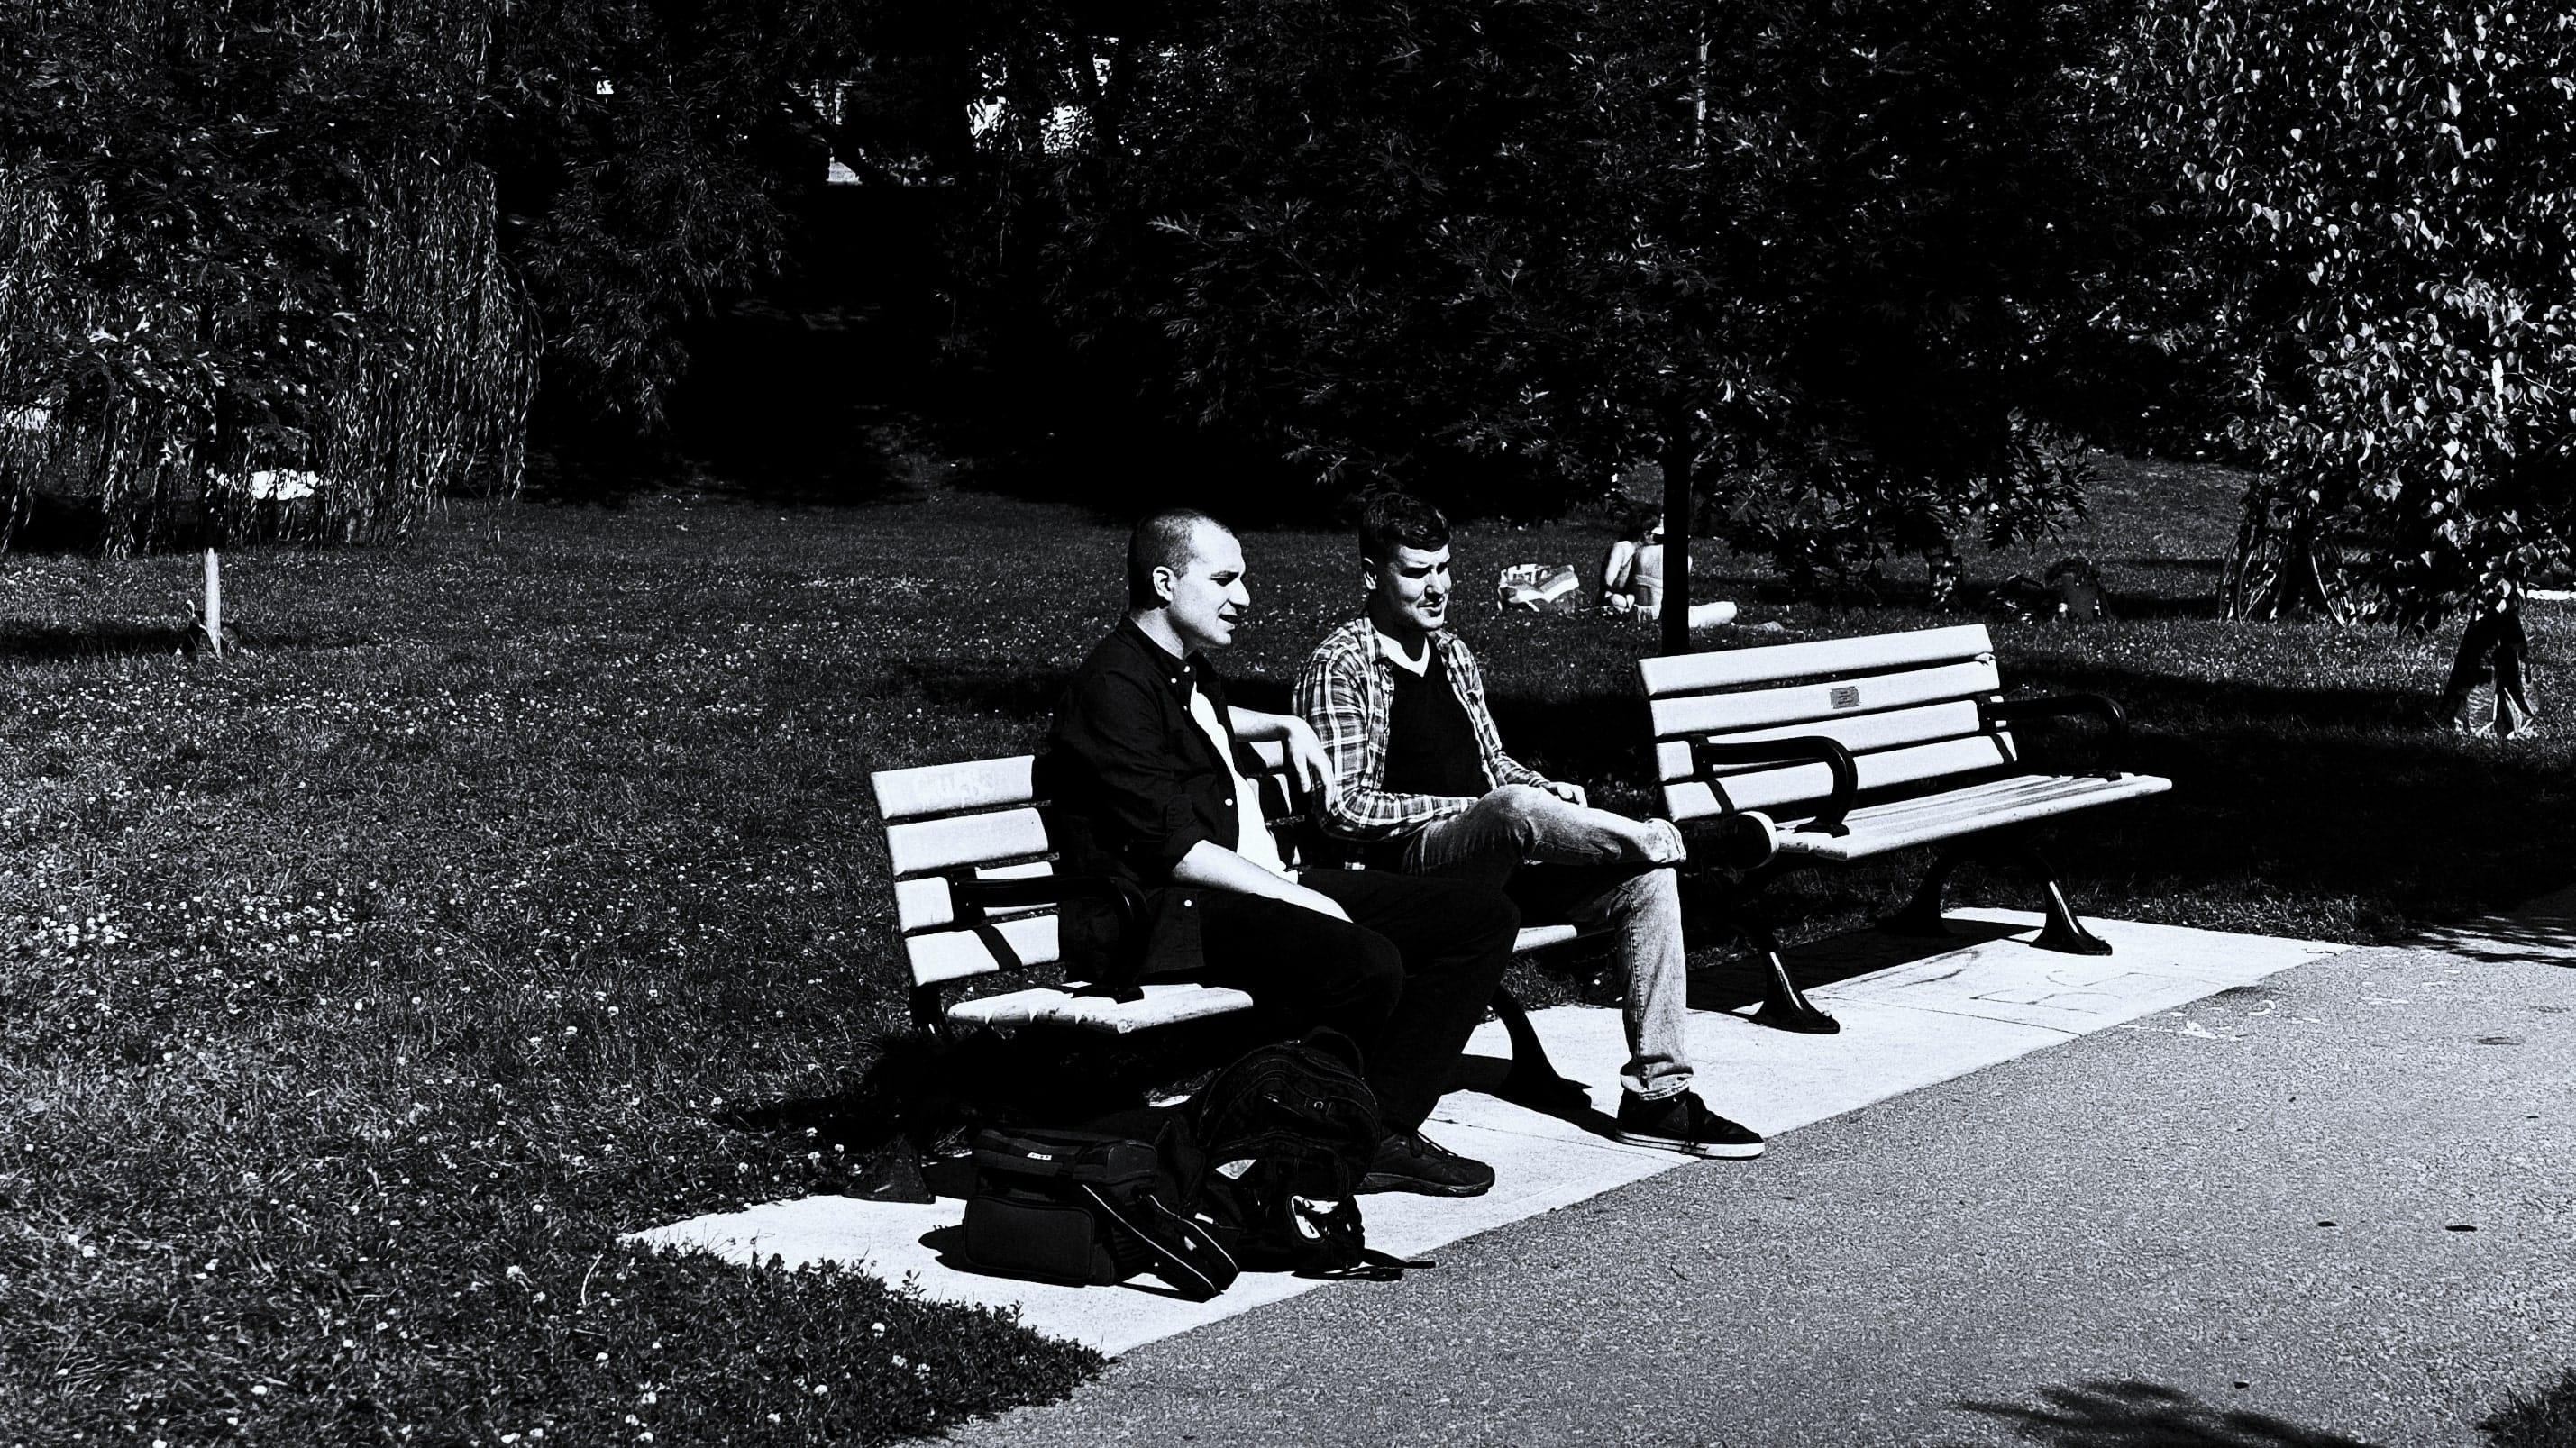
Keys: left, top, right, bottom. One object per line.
{"left": 1037, "top": 620, "right": 1290, "bottom": 980}
{"left": 1041, "top": 618, "right": 1279, "bottom": 886}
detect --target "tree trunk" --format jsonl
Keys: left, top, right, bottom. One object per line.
{"left": 1660, "top": 426, "right": 1694, "bottom": 658}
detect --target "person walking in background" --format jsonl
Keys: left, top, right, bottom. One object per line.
{"left": 1296, "top": 494, "right": 1765, "bottom": 1158}
{"left": 1038, "top": 508, "right": 1521, "bottom": 1196}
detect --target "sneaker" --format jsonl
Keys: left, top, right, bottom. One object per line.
{"left": 1613, "top": 1091, "right": 1765, "bottom": 1158}
{"left": 1357, "top": 1130, "right": 1496, "bottom": 1197}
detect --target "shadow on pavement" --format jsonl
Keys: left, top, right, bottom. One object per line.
{"left": 1685, "top": 915, "right": 2031, "bottom": 1013}
{"left": 1959, "top": 1380, "right": 2373, "bottom": 1447}
{"left": 2413, "top": 906, "right": 2576, "bottom": 970}
{"left": 2480, "top": 1367, "right": 2576, "bottom": 1448}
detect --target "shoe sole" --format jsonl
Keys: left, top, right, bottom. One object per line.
{"left": 1612, "top": 1128, "right": 1765, "bottom": 1159}
{"left": 1357, "top": 1171, "right": 1494, "bottom": 1198}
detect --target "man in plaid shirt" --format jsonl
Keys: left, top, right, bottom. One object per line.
{"left": 1296, "top": 494, "right": 1763, "bottom": 1158}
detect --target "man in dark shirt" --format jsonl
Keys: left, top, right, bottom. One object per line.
{"left": 1039, "top": 508, "right": 1520, "bottom": 1197}
{"left": 1296, "top": 494, "right": 1765, "bottom": 1158}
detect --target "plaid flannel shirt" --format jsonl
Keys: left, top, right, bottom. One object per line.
{"left": 1294, "top": 616, "right": 1549, "bottom": 843}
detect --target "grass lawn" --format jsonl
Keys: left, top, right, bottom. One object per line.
{"left": 5, "top": 452, "right": 2571, "bottom": 1443}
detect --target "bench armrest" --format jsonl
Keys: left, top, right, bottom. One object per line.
{"left": 1981, "top": 692, "right": 2128, "bottom": 778}
{"left": 909, "top": 872, "right": 1153, "bottom": 1032}
{"left": 1692, "top": 735, "right": 1859, "bottom": 837}
{"left": 952, "top": 873, "right": 1148, "bottom": 941}
{"left": 1678, "top": 810, "right": 1779, "bottom": 870}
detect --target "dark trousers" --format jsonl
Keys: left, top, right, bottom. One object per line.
{"left": 1190, "top": 870, "right": 1519, "bottom": 1132}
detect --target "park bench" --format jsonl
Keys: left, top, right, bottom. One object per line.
{"left": 871, "top": 744, "right": 1588, "bottom": 1105}
{"left": 1642, "top": 622, "right": 2171, "bottom": 1033}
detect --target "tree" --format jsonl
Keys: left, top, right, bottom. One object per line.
{"left": 973, "top": 0, "right": 2123, "bottom": 633}
{"left": 481, "top": 0, "right": 859, "bottom": 434}
{"left": 2123, "top": 0, "right": 2576, "bottom": 624}
{"left": 0, "top": 0, "right": 534, "bottom": 548}
{"left": 0, "top": 0, "right": 873, "bottom": 546}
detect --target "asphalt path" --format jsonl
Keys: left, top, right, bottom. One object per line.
{"left": 947, "top": 934, "right": 2576, "bottom": 1447}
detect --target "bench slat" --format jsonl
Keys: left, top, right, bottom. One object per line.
{"left": 1771, "top": 773, "right": 2172, "bottom": 861}
{"left": 1776, "top": 771, "right": 2135, "bottom": 837}
{"left": 1513, "top": 924, "right": 1583, "bottom": 952}
{"left": 906, "top": 914, "right": 1063, "bottom": 987}
{"left": 1640, "top": 624, "right": 1994, "bottom": 698}
{"left": 892, "top": 861, "right": 1055, "bottom": 935}
{"left": 1649, "top": 660, "right": 2000, "bottom": 742}
{"left": 1656, "top": 698, "right": 1996, "bottom": 781}
{"left": 948, "top": 981, "right": 1258, "bottom": 1034}
{"left": 872, "top": 756, "right": 1037, "bottom": 823}
{"left": 885, "top": 806, "right": 1052, "bottom": 879}
{"left": 1662, "top": 734, "right": 2019, "bottom": 821}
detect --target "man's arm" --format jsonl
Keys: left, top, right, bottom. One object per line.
{"left": 1169, "top": 839, "right": 1350, "bottom": 921}
{"left": 1295, "top": 638, "right": 1476, "bottom": 841}
{"left": 1053, "top": 670, "right": 1222, "bottom": 869}
{"left": 1225, "top": 706, "right": 1332, "bottom": 804}
{"left": 1446, "top": 638, "right": 1552, "bottom": 790}
{"left": 1054, "top": 669, "right": 1347, "bottom": 921}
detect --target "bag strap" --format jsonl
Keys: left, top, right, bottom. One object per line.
{"left": 1080, "top": 1183, "right": 1239, "bottom": 1302}
{"left": 1300, "top": 1247, "right": 1433, "bottom": 1282}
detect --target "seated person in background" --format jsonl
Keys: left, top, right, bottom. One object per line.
{"left": 1296, "top": 494, "right": 1764, "bottom": 1158}
{"left": 1603, "top": 515, "right": 1734, "bottom": 628}
{"left": 1038, "top": 508, "right": 1521, "bottom": 1197}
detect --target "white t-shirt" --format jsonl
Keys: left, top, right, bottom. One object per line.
{"left": 1375, "top": 628, "right": 1432, "bottom": 677}
{"left": 1187, "top": 685, "right": 1294, "bottom": 879}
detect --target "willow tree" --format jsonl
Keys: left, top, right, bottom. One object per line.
{"left": 0, "top": 0, "right": 534, "bottom": 550}
{"left": 2125, "top": 0, "right": 2576, "bottom": 624}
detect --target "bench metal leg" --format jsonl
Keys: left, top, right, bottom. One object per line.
{"left": 909, "top": 982, "right": 953, "bottom": 1041}
{"left": 1883, "top": 842, "right": 1972, "bottom": 937}
{"left": 1491, "top": 986, "right": 1592, "bottom": 1113}
{"left": 1741, "top": 915, "right": 1841, "bottom": 1034}
{"left": 2032, "top": 878, "right": 2114, "bottom": 955}
{"left": 2010, "top": 839, "right": 2114, "bottom": 956}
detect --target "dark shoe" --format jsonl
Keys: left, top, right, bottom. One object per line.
{"left": 1357, "top": 1130, "right": 1495, "bottom": 1198}
{"left": 1613, "top": 1091, "right": 1765, "bottom": 1159}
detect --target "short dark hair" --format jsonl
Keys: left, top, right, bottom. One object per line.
{"left": 1127, "top": 508, "right": 1230, "bottom": 610}
{"left": 1357, "top": 491, "right": 1449, "bottom": 564}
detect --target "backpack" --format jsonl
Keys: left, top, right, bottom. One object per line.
{"left": 1183, "top": 1029, "right": 1420, "bottom": 1280}
{"left": 961, "top": 1109, "right": 1239, "bottom": 1300}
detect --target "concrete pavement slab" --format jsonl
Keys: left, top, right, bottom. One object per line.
{"left": 944, "top": 918, "right": 2576, "bottom": 1448}
{"left": 635, "top": 912, "right": 2339, "bottom": 1357}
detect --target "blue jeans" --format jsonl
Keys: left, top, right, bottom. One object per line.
{"left": 1401, "top": 785, "right": 1694, "bottom": 1101}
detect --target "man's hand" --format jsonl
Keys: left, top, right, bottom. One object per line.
{"left": 1227, "top": 706, "right": 1338, "bottom": 806}
{"left": 1543, "top": 779, "right": 1588, "bottom": 807}
{"left": 1281, "top": 715, "right": 1337, "bottom": 806}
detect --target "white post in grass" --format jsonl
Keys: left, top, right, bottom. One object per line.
{"left": 199, "top": 549, "right": 224, "bottom": 659}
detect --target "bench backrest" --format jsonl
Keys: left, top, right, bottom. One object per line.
{"left": 1640, "top": 623, "right": 2018, "bottom": 823}
{"left": 871, "top": 740, "right": 1296, "bottom": 991}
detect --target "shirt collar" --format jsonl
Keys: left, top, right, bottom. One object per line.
{"left": 1119, "top": 616, "right": 1199, "bottom": 697}
{"left": 1373, "top": 626, "right": 1434, "bottom": 677}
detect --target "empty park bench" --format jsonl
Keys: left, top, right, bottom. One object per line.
{"left": 871, "top": 743, "right": 1588, "bottom": 1106}
{"left": 1643, "top": 623, "right": 2171, "bottom": 1033}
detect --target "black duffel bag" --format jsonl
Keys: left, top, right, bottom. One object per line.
{"left": 961, "top": 1110, "right": 1238, "bottom": 1300}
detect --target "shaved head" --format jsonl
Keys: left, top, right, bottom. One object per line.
{"left": 1127, "top": 508, "right": 1233, "bottom": 610}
